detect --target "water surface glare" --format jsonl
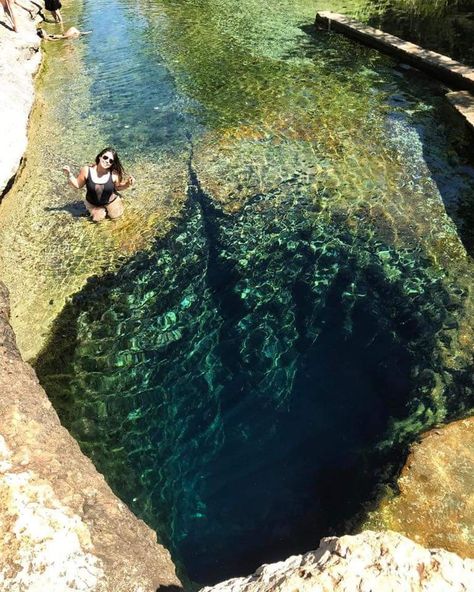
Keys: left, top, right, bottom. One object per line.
{"left": 32, "top": 0, "right": 474, "bottom": 585}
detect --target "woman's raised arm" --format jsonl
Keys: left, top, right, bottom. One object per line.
{"left": 114, "top": 174, "right": 136, "bottom": 191}
{"left": 63, "top": 165, "right": 88, "bottom": 189}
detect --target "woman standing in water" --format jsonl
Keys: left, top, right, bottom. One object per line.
{"left": 63, "top": 148, "right": 135, "bottom": 222}
{"left": 44, "top": 0, "right": 62, "bottom": 23}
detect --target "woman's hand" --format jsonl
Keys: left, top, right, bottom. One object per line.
{"left": 117, "top": 175, "right": 136, "bottom": 190}
{"left": 113, "top": 174, "right": 135, "bottom": 191}
{"left": 64, "top": 165, "right": 87, "bottom": 189}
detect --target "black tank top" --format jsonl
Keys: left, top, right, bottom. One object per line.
{"left": 85, "top": 167, "right": 116, "bottom": 206}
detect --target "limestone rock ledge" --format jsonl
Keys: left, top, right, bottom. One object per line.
{"left": 201, "top": 530, "right": 474, "bottom": 592}
{"left": 363, "top": 417, "right": 474, "bottom": 558}
{"left": 0, "top": 280, "right": 181, "bottom": 592}
{"left": 0, "top": 8, "right": 41, "bottom": 196}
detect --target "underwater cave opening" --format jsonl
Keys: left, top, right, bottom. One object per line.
{"left": 35, "top": 189, "right": 451, "bottom": 585}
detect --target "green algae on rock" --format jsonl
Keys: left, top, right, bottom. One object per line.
{"left": 363, "top": 417, "right": 474, "bottom": 559}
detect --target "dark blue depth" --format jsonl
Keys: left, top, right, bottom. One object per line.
{"left": 35, "top": 182, "right": 459, "bottom": 584}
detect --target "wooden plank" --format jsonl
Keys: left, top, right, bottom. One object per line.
{"left": 315, "top": 11, "right": 474, "bottom": 93}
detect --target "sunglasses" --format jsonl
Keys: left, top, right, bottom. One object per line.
{"left": 101, "top": 155, "right": 114, "bottom": 163}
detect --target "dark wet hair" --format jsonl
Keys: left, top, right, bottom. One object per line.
{"left": 95, "top": 147, "right": 125, "bottom": 182}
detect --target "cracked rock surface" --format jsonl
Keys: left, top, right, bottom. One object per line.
{"left": 200, "top": 530, "right": 474, "bottom": 592}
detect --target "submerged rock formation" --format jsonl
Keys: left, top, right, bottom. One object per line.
{"left": 364, "top": 417, "right": 474, "bottom": 558}
{"left": 0, "top": 7, "right": 41, "bottom": 196}
{"left": 0, "top": 282, "right": 181, "bottom": 591}
{"left": 200, "top": 530, "right": 474, "bottom": 592}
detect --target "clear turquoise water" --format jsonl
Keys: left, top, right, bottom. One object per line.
{"left": 36, "top": 0, "right": 474, "bottom": 585}
{"left": 37, "top": 186, "right": 463, "bottom": 581}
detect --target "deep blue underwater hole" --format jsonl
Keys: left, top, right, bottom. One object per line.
{"left": 36, "top": 186, "right": 457, "bottom": 584}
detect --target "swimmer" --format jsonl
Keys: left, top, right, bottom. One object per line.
{"left": 37, "top": 26, "right": 91, "bottom": 40}
{"left": 63, "top": 148, "right": 136, "bottom": 222}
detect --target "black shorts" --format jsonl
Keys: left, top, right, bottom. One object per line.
{"left": 45, "top": 0, "right": 62, "bottom": 11}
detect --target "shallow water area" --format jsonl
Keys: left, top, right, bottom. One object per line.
{"left": 0, "top": 0, "right": 191, "bottom": 360}
{"left": 2, "top": 0, "right": 474, "bottom": 586}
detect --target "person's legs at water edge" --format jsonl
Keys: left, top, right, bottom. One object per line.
{"left": 44, "top": 0, "right": 62, "bottom": 23}
{"left": 105, "top": 197, "right": 124, "bottom": 220}
{"left": 14, "top": 0, "right": 35, "bottom": 18}
{"left": 1, "top": 0, "right": 18, "bottom": 31}
{"left": 85, "top": 201, "right": 107, "bottom": 223}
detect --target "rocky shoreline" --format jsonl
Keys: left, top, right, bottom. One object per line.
{"left": 0, "top": 8, "right": 181, "bottom": 591}
{"left": 363, "top": 416, "right": 474, "bottom": 559}
{"left": 201, "top": 531, "right": 474, "bottom": 592}
{"left": 0, "top": 4, "right": 473, "bottom": 592}
{"left": 0, "top": 7, "right": 41, "bottom": 197}
{"left": 0, "top": 281, "right": 181, "bottom": 591}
